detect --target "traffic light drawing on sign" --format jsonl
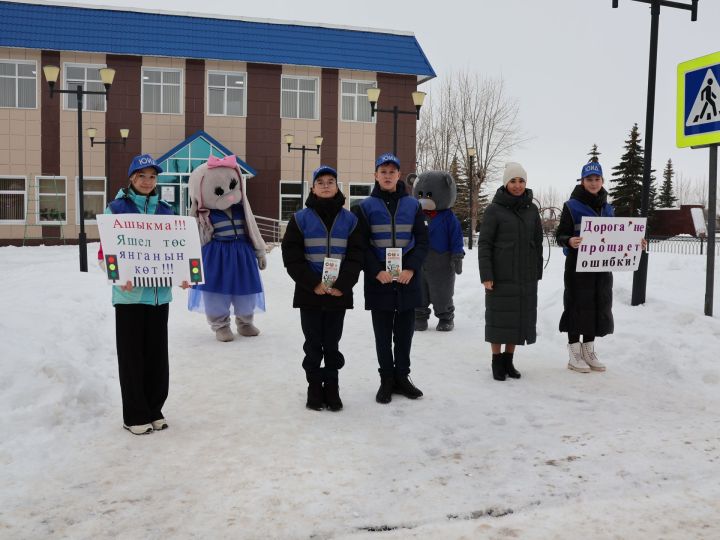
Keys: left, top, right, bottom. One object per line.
{"left": 105, "top": 254, "right": 119, "bottom": 282}
{"left": 189, "top": 258, "right": 203, "bottom": 283}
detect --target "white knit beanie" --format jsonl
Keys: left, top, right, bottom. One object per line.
{"left": 503, "top": 162, "right": 527, "bottom": 187}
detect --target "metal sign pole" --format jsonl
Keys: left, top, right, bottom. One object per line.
{"left": 705, "top": 144, "right": 717, "bottom": 316}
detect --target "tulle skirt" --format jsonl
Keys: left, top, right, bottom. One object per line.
{"left": 188, "top": 238, "right": 265, "bottom": 317}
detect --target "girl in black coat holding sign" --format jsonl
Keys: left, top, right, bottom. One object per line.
{"left": 478, "top": 162, "right": 543, "bottom": 382}
{"left": 556, "top": 161, "right": 615, "bottom": 373}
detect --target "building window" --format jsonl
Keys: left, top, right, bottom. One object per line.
{"left": 208, "top": 71, "right": 246, "bottom": 116}
{"left": 142, "top": 68, "right": 182, "bottom": 114}
{"left": 0, "top": 60, "right": 36, "bottom": 109}
{"left": 37, "top": 176, "right": 67, "bottom": 222}
{"left": 279, "top": 181, "right": 310, "bottom": 221}
{"left": 341, "top": 80, "right": 375, "bottom": 123}
{"left": 0, "top": 176, "right": 26, "bottom": 222}
{"left": 349, "top": 183, "right": 372, "bottom": 208}
{"left": 76, "top": 177, "right": 106, "bottom": 223}
{"left": 64, "top": 64, "right": 106, "bottom": 112}
{"left": 281, "top": 76, "right": 318, "bottom": 120}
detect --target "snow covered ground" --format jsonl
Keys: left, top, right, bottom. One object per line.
{"left": 1, "top": 243, "right": 719, "bottom": 539}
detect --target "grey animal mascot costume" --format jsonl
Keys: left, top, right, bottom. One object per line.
{"left": 412, "top": 171, "right": 465, "bottom": 331}
{"left": 187, "top": 154, "right": 267, "bottom": 341}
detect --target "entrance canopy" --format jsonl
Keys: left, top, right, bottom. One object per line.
{"left": 155, "top": 130, "right": 256, "bottom": 215}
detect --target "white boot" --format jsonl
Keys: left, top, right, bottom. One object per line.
{"left": 236, "top": 315, "right": 260, "bottom": 337}
{"left": 581, "top": 341, "right": 606, "bottom": 371}
{"left": 215, "top": 326, "right": 235, "bottom": 342}
{"left": 567, "top": 343, "right": 591, "bottom": 373}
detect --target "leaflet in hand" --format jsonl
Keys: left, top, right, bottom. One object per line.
{"left": 385, "top": 248, "right": 402, "bottom": 280}
{"left": 322, "top": 257, "right": 341, "bottom": 288}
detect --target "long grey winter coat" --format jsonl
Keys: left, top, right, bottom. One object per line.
{"left": 478, "top": 187, "right": 543, "bottom": 344}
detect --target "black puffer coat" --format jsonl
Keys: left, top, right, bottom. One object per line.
{"left": 281, "top": 191, "right": 364, "bottom": 310}
{"left": 478, "top": 187, "right": 543, "bottom": 345}
{"left": 556, "top": 185, "right": 614, "bottom": 337}
{"left": 352, "top": 181, "right": 429, "bottom": 311}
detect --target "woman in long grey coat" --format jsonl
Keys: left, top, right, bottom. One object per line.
{"left": 478, "top": 162, "right": 543, "bottom": 381}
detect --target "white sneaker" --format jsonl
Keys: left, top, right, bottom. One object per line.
{"left": 123, "top": 423, "right": 153, "bottom": 435}
{"left": 581, "top": 341, "right": 606, "bottom": 371}
{"left": 151, "top": 418, "right": 168, "bottom": 430}
{"left": 567, "top": 343, "right": 591, "bottom": 373}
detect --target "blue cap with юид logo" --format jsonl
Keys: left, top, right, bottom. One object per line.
{"left": 580, "top": 161, "right": 603, "bottom": 179}
{"left": 128, "top": 154, "right": 163, "bottom": 178}
{"left": 375, "top": 152, "right": 400, "bottom": 170}
{"left": 312, "top": 165, "right": 337, "bottom": 182}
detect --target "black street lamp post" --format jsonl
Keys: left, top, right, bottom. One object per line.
{"left": 611, "top": 0, "right": 699, "bottom": 305}
{"left": 42, "top": 64, "right": 116, "bottom": 272}
{"left": 87, "top": 127, "right": 129, "bottom": 196}
{"left": 467, "top": 147, "right": 477, "bottom": 249}
{"left": 284, "top": 134, "right": 323, "bottom": 209}
{"left": 367, "top": 88, "right": 426, "bottom": 157}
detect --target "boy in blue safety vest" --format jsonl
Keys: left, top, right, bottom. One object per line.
{"left": 353, "top": 153, "right": 429, "bottom": 404}
{"left": 281, "top": 165, "right": 364, "bottom": 411}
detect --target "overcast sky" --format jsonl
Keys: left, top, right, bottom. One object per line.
{"left": 53, "top": 0, "right": 719, "bottom": 195}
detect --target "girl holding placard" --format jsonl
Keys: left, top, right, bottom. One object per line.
{"left": 556, "top": 161, "right": 614, "bottom": 373}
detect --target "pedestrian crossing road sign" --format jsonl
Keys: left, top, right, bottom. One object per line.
{"left": 678, "top": 51, "right": 720, "bottom": 148}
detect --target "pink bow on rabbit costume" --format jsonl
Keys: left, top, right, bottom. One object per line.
{"left": 188, "top": 155, "right": 266, "bottom": 256}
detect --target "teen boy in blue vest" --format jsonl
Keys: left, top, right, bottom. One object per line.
{"left": 103, "top": 154, "right": 189, "bottom": 435}
{"left": 281, "top": 166, "right": 364, "bottom": 411}
{"left": 353, "top": 153, "right": 429, "bottom": 404}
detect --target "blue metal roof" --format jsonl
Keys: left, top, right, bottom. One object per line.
{"left": 0, "top": 2, "right": 436, "bottom": 81}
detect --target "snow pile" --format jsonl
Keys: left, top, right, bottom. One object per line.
{"left": 0, "top": 244, "right": 719, "bottom": 539}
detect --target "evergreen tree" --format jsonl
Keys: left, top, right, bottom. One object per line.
{"left": 476, "top": 175, "right": 491, "bottom": 228}
{"left": 451, "top": 156, "right": 471, "bottom": 234}
{"left": 609, "top": 123, "right": 656, "bottom": 217}
{"left": 657, "top": 158, "right": 678, "bottom": 208}
{"left": 588, "top": 144, "right": 601, "bottom": 163}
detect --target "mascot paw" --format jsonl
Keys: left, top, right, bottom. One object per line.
{"left": 451, "top": 257, "right": 463, "bottom": 275}
{"left": 256, "top": 251, "right": 267, "bottom": 270}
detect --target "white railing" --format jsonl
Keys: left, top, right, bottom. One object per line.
{"left": 255, "top": 215, "right": 286, "bottom": 246}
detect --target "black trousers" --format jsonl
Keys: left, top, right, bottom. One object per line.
{"left": 371, "top": 309, "right": 415, "bottom": 378}
{"left": 569, "top": 334, "right": 596, "bottom": 344}
{"left": 300, "top": 309, "right": 346, "bottom": 383}
{"left": 115, "top": 303, "right": 169, "bottom": 426}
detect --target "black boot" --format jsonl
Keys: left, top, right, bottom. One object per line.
{"left": 436, "top": 319, "right": 454, "bottom": 331}
{"left": 414, "top": 318, "right": 428, "bottom": 331}
{"left": 324, "top": 381, "right": 343, "bottom": 412}
{"left": 394, "top": 375, "right": 424, "bottom": 399}
{"left": 492, "top": 353, "right": 506, "bottom": 381}
{"left": 306, "top": 382, "right": 324, "bottom": 411}
{"left": 375, "top": 377, "right": 395, "bottom": 404}
{"left": 503, "top": 352, "right": 521, "bottom": 379}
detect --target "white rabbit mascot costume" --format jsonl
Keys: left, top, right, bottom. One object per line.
{"left": 187, "top": 154, "right": 267, "bottom": 341}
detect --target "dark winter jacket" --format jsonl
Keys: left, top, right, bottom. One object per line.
{"left": 427, "top": 209, "right": 465, "bottom": 254}
{"left": 352, "top": 181, "right": 429, "bottom": 311}
{"left": 282, "top": 191, "right": 364, "bottom": 310}
{"left": 478, "top": 187, "right": 543, "bottom": 345}
{"left": 556, "top": 185, "right": 614, "bottom": 337}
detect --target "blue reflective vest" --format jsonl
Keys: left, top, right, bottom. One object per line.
{"left": 563, "top": 198, "right": 614, "bottom": 256}
{"left": 295, "top": 207, "right": 358, "bottom": 274}
{"left": 360, "top": 195, "right": 418, "bottom": 261}
{"left": 209, "top": 206, "right": 247, "bottom": 242}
